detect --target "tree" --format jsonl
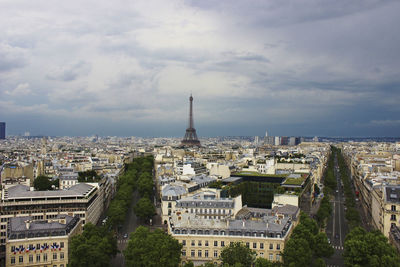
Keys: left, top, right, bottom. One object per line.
{"left": 314, "top": 233, "right": 334, "bottom": 258}
{"left": 255, "top": 258, "right": 282, "bottom": 267}
{"left": 137, "top": 174, "right": 154, "bottom": 197}
{"left": 134, "top": 197, "right": 155, "bottom": 221}
{"left": 78, "top": 170, "right": 100, "bottom": 182}
{"left": 33, "top": 175, "right": 53, "bottom": 191}
{"left": 124, "top": 226, "right": 182, "bottom": 267}
{"left": 343, "top": 227, "right": 400, "bottom": 267}
{"left": 220, "top": 242, "right": 256, "bottom": 267}
{"left": 69, "top": 223, "right": 117, "bottom": 267}
{"left": 282, "top": 238, "right": 312, "bottom": 267}
{"left": 312, "top": 258, "right": 326, "bottom": 267}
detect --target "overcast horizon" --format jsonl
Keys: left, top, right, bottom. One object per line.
{"left": 1, "top": 1, "right": 400, "bottom": 137}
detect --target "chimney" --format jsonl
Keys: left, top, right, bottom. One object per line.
{"left": 25, "top": 220, "right": 31, "bottom": 230}
{"left": 242, "top": 220, "right": 245, "bottom": 228}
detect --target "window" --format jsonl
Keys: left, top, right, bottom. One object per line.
{"left": 191, "top": 240, "right": 195, "bottom": 246}
{"left": 253, "top": 243, "right": 257, "bottom": 249}
{"left": 198, "top": 250, "right": 202, "bottom": 257}
{"left": 168, "top": 202, "right": 172, "bottom": 208}
{"left": 276, "top": 254, "right": 280, "bottom": 261}
{"left": 191, "top": 250, "right": 195, "bottom": 257}
{"left": 60, "top": 252, "right": 64, "bottom": 260}
{"left": 205, "top": 240, "right": 209, "bottom": 246}
{"left": 36, "top": 254, "right": 40, "bottom": 262}
{"left": 60, "top": 242, "right": 64, "bottom": 248}
{"left": 269, "top": 243, "right": 273, "bottom": 250}
{"left": 44, "top": 253, "right": 48, "bottom": 262}
{"left": 29, "top": 255, "right": 33, "bottom": 263}
{"left": 11, "top": 257, "right": 15, "bottom": 265}
{"left": 205, "top": 250, "right": 209, "bottom": 258}
{"left": 198, "top": 240, "right": 202, "bottom": 246}
{"left": 182, "top": 250, "right": 186, "bottom": 256}
{"left": 260, "top": 243, "right": 264, "bottom": 249}
{"left": 19, "top": 256, "right": 23, "bottom": 263}
{"left": 269, "top": 254, "right": 273, "bottom": 261}
{"left": 0, "top": 225, "right": 6, "bottom": 229}
{"left": 214, "top": 241, "right": 218, "bottom": 247}
{"left": 11, "top": 246, "right": 15, "bottom": 253}
{"left": 221, "top": 241, "right": 225, "bottom": 247}
{"left": 61, "top": 265, "right": 64, "bottom": 267}
{"left": 182, "top": 240, "right": 186, "bottom": 246}
{"left": 53, "top": 253, "right": 57, "bottom": 260}
{"left": 392, "top": 205, "right": 396, "bottom": 211}
{"left": 36, "top": 244, "right": 41, "bottom": 250}
{"left": 214, "top": 250, "right": 218, "bottom": 257}
{"left": 246, "top": 242, "right": 249, "bottom": 248}
{"left": 391, "top": 214, "right": 396, "bottom": 221}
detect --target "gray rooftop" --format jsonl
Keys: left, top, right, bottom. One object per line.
{"left": 8, "top": 215, "right": 80, "bottom": 240}
{"left": 3, "top": 183, "right": 96, "bottom": 200}
{"left": 162, "top": 184, "right": 187, "bottom": 198}
{"left": 385, "top": 186, "right": 400, "bottom": 204}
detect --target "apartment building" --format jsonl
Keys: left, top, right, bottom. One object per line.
{"left": 0, "top": 183, "right": 104, "bottom": 254}
{"left": 168, "top": 205, "right": 299, "bottom": 265}
{"left": 371, "top": 185, "right": 400, "bottom": 237}
{"left": 5, "top": 215, "right": 82, "bottom": 267}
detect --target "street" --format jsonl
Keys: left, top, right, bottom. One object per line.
{"left": 325, "top": 155, "right": 349, "bottom": 267}
{"left": 110, "top": 190, "right": 141, "bottom": 267}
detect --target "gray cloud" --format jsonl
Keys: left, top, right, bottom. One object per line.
{"left": 0, "top": 0, "right": 399, "bottom": 136}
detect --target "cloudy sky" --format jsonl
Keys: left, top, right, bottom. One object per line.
{"left": 1, "top": 0, "right": 399, "bottom": 137}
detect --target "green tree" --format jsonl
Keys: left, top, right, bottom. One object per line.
{"left": 137, "top": 174, "right": 154, "bottom": 197}
{"left": 134, "top": 197, "right": 155, "bottom": 221}
{"left": 69, "top": 223, "right": 117, "bottom": 267}
{"left": 282, "top": 238, "right": 312, "bottom": 267}
{"left": 124, "top": 226, "right": 182, "bottom": 267}
{"left": 344, "top": 227, "right": 400, "bottom": 267}
{"left": 314, "top": 233, "right": 334, "bottom": 258}
{"left": 312, "top": 258, "right": 326, "bottom": 267}
{"left": 220, "top": 242, "right": 256, "bottom": 267}
{"left": 78, "top": 170, "right": 100, "bottom": 182}
{"left": 255, "top": 257, "right": 282, "bottom": 267}
{"left": 33, "top": 175, "right": 53, "bottom": 191}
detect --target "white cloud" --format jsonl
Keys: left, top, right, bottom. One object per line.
{"left": 5, "top": 83, "right": 31, "bottom": 96}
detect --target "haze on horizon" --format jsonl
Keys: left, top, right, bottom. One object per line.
{"left": 0, "top": 0, "right": 399, "bottom": 138}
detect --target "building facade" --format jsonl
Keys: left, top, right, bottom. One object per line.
{"left": 6, "top": 215, "right": 82, "bottom": 267}
{"left": 168, "top": 205, "right": 299, "bottom": 265}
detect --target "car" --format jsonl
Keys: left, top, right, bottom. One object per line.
{"left": 327, "top": 238, "right": 331, "bottom": 244}
{"left": 336, "top": 190, "right": 339, "bottom": 193}
{"left": 123, "top": 233, "right": 128, "bottom": 239}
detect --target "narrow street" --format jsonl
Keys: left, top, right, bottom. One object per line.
{"left": 110, "top": 190, "right": 141, "bottom": 267}
{"left": 325, "top": 154, "right": 349, "bottom": 267}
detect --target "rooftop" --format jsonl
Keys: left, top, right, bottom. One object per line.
{"left": 3, "top": 183, "right": 96, "bottom": 201}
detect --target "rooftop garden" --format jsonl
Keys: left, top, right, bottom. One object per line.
{"left": 233, "top": 171, "right": 288, "bottom": 178}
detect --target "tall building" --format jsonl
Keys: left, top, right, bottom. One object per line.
{"left": 181, "top": 95, "right": 201, "bottom": 147}
{"left": 0, "top": 122, "right": 5, "bottom": 140}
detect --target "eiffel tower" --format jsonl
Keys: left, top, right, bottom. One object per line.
{"left": 181, "top": 94, "right": 201, "bottom": 147}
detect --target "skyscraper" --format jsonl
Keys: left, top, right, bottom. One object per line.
{"left": 0, "top": 122, "right": 5, "bottom": 139}
{"left": 181, "top": 95, "right": 201, "bottom": 147}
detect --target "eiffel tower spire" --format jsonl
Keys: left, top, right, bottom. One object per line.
{"left": 181, "top": 94, "right": 201, "bottom": 147}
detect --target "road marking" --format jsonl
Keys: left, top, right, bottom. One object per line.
{"left": 338, "top": 188, "right": 342, "bottom": 246}
{"left": 332, "top": 246, "right": 344, "bottom": 250}
{"left": 332, "top": 201, "right": 336, "bottom": 239}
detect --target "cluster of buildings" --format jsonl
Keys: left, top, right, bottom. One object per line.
{"left": 155, "top": 139, "right": 330, "bottom": 265}
{"left": 0, "top": 136, "right": 135, "bottom": 266}
{"left": 341, "top": 142, "right": 400, "bottom": 251}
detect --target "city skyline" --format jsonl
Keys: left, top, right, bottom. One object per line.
{"left": 1, "top": 1, "right": 400, "bottom": 137}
